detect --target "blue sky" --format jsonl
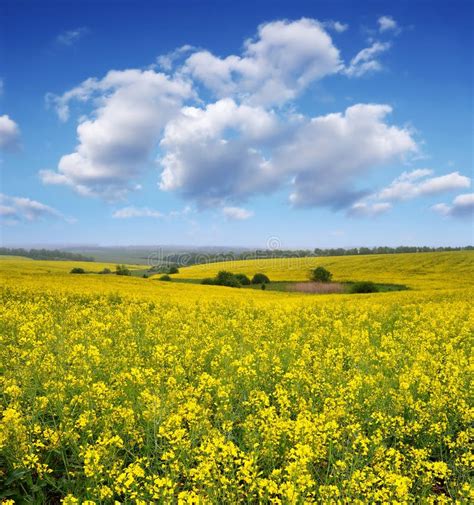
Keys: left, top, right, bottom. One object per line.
{"left": 1, "top": 0, "right": 472, "bottom": 248}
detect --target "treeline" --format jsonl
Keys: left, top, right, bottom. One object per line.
{"left": 0, "top": 248, "right": 95, "bottom": 262}
{"left": 154, "top": 245, "right": 473, "bottom": 268}
{"left": 312, "top": 246, "right": 474, "bottom": 256}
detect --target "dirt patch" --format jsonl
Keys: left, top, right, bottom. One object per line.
{"left": 290, "top": 282, "right": 346, "bottom": 294}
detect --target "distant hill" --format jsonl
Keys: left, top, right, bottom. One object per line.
{"left": 173, "top": 250, "right": 474, "bottom": 290}
{"left": 0, "top": 248, "right": 95, "bottom": 262}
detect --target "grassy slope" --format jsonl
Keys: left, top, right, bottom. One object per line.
{"left": 171, "top": 251, "right": 474, "bottom": 290}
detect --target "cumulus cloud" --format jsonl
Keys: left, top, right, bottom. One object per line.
{"left": 158, "top": 102, "right": 416, "bottom": 210}
{"left": 56, "top": 27, "right": 88, "bottom": 46}
{"left": 345, "top": 42, "right": 391, "bottom": 77}
{"left": 432, "top": 193, "right": 474, "bottom": 219}
{"left": 112, "top": 206, "right": 164, "bottom": 219}
{"left": 349, "top": 201, "right": 392, "bottom": 217}
{"left": 222, "top": 206, "right": 254, "bottom": 220}
{"left": 376, "top": 169, "right": 471, "bottom": 201}
{"left": 42, "top": 69, "right": 194, "bottom": 200}
{"left": 183, "top": 18, "right": 344, "bottom": 107}
{"left": 275, "top": 104, "right": 416, "bottom": 208}
{"left": 44, "top": 18, "right": 415, "bottom": 212}
{"left": 378, "top": 16, "right": 398, "bottom": 33}
{"left": 0, "top": 114, "right": 21, "bottom": 152}
{"left": 0, "top": 193, "right": 72, "bottom": 224}
{"left": 159, "top": 98, "right": 280, "bottom": 205}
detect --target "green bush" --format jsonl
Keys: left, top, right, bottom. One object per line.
{"left": 349, "top": 281, "right": 378, "bottom": 293}
{"left": 70, "top": 267, "right": 85, "bottom": 274}
{"left": 201, "top": 271, "right": 242, "bottom": 288}
{"left": 311, "top": 266, "right": 332, "bottom": 283}
{"left": 201, "top": 278, "right": 216, "bottom": 285}
{"left": 98, "top": 268, "right": 111, "bottom": 274}
{"left": 116, "top": 265, "right": 131, "bottom": 276}
{"left": 235, "top": 273, "right": 251, "bottom": 286}
{"left": 168, "top": 265, "right": 179, "bottom": 274}
{"left": 159, "top": 274, "right": 172, "bottom": 281}
{"left": 215, "top": 271, "right": 241, "bottom": 288}
{"left": 251, "top": 273, "right": 270, "bottom": 284}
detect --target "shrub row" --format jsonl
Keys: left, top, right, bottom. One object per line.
{"left": 202, "top": 271, "right": 270, "bottom": 288}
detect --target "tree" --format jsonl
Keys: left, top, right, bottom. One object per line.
{"left": 311, "top": 266, "right": 332, "bottom": 283}
{"left": 168, "top": 265, "right": 179, "bottom": 274}
{"left": 235, "top": 273, "right": 251, "bottom": 286}
{"left": 251, "top": 273, "right": 270, "bottom": 284}
{"left": 215, "top": 271, "right": 241, "bottom": 288}
{"left": 159, "top": 274, "right": 171, "bottom": 281}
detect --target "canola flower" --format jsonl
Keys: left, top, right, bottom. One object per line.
{"left": 0, "top": 254, "right": 473, "bottom": 503}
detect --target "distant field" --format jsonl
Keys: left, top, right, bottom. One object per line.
{"left": 171, "top": 251, "right": 474, "bottom": 290}
{"left": 0, "top": 256, "right": 142, "bottom": 274}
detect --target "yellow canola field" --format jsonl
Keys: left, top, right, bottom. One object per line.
{"left": 0, "top": 253, "right": 473, "bottom": 503}
{"left": 172, "top": 251, "right": 474, "bottom": 290}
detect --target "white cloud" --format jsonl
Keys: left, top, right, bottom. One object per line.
{"left": 159, "top": 102, "right": 416, "bottom": 210}
{"left": 323, "top": 20, "right": 349, "bottom": 33}
{"left": 432, "top": 193, "right": 474, "bottom": 219}
{"left": 397, "top": 168, "right": 433, "bottom": 181}
{"left": 377, "top": 169, "right": 471, "bottom": 201}
{"left": 0, "top": 114, "right": 21, "bottom": 152}
{"left": 345, "top": 42, "right": 391, "bottom": 77}
{"left": 42, "top": 69, "right": 194, "bottom": 200}
{"left": 222, "top": 206, "right": 254, "bottom": 220}
{"left": 378, "top": 16, "right": 398, "bottom": 33}
{"left": 349, "top": 201, "right": 392, "bottom": 217}
{"left": 275, "top": 104, "right": 416, "bottom": 208}
{"left": 46, "top": 77, "right": 99, "bottom": 122}
{"left": 0, "top": 193, "right": 72, "bottom": 224}
{"left": 44, "top": 18, "right": 415, "bottom": 213}
{"left": 183, "top": 18, "right": 343, "bottom": 107}
{"left": 159, "top": 98, "right": 280, "bottom": 205}
{"left": 112, "top": 206, "right": 163, "bottom": 219}
{"left": 156, "top": 45, "right": 195, "bottom": 71}
{"left": 57, "top": 27, "right": 88, "bottom": 46}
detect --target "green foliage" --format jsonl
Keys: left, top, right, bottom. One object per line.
{"left": 98, "top": 268, "right": 112, "bottom": 274}
{"left": 311, "top": 266, "right": 332, "bottom": 283}
{"left": 251, "top": 273, "right": 270, "bottom": 284}
{"left": 234, "top": 273, "right": 251, "bottom": 286}
{"left": 201, "top": 271, "right": 242, "bottom": 288}
{"left": 159, "top": 274, "right": 172, "bottom": 281}
{"left": 70, "top": 267, "right": 85, "bottom": 274}
{"left": 116, "top": 264, "right": 131, "bottom": 276}
{"left": 201, "top": 278, "right": 216, "bottom": 285}
{"left": 215, "top": 271, "right": 241, "bottom": 288}
{"left": 168, "top": 265, "right": 179, "bottom": 274}
{"left": 349, "top": 281, "right": 379, "bottom": 293}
